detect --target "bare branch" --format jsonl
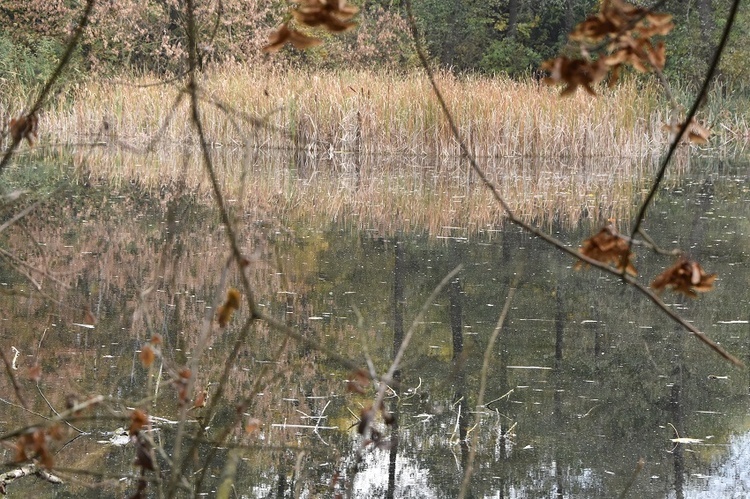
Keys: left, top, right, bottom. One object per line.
{"left": 630, "top": 0, "right": 742, "bottom": 240}
{"left": 402, "top": 0, "right": 743, "bottom": 367}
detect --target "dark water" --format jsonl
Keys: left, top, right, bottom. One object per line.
{"left": 0, "top": 152, "right": 749, "bottom": 498}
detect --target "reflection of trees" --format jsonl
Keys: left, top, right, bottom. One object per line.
{"left": 2, "top": 159, "right": 750, "bottom": 495}
{"left": 387, "top": 239, "right": 405, "bottom": 499}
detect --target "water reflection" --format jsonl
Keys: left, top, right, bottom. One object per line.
{"left": 684, "top": 431, "right": 750, "bottom": 497}
{"left": 65, "top": 145, "right": 680, "bottom": 234}
{"left": 0, "top": 153, "right": 749, "bottom": 497}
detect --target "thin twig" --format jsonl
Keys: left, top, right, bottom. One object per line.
{"left": 0, "top": 396, "right": 51, "bottom": 421}
{"left": 0, "top": 199, "right": 40, "bottom": 234}
{"left": 385, "top": 265, "right": 462, "bottom": 384}
{"left": 190, "top": 334, "right": 290, "bottom": 495}
{"left": 0, "top": 395, "right": 105, "bottom": 441}
{"left": 36, "top": 384, "right": 84, "bottom": 434}
{"left": 0, "top": 349, "right": 27, "bottom": 410}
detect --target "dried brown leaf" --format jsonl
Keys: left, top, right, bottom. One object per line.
{"left": 28, "top": 364, "right": 42, "bottom": 382}
{"left": 9, "top": 114, "right": 38, "bottom": 145}
{"left": 217, "top": 288, "right": 241, "bottom": 327}
{"left": 129, "top": 409, "right": 149, "bottom": 436}
{"left": 139, "top": 344, "right": 156, "bottom": 367}
{"left": 190, "top": 389, "right": 208, "bottom": 410}
{"left": 245, "top": 418, "right": 262, "bottom": 434}
{"left": 576, "top": 225, "right": 637, "bottom": 275}
{"left": 262, "top": 23, "right": 322, "bottom": 53}
{"left": 651, "top": 257, "right": 716, "bottom": 297}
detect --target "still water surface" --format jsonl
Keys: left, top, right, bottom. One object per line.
{"left": 0, "top": 152, "right": 749, "bottom": 497}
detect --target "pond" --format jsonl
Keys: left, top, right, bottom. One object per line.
{"left": 0, "top": 149, "right": 749, "bottom": 498}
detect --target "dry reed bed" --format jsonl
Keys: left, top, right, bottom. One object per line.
{"left": 45, "top": 66, "right": 671, "bottom": 158}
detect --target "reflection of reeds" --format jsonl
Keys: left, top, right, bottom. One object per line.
{"left": 44, "top": 67, "right": 671, "bottom": 158}
{"left": 72, "top": 146, "right": 689, "bottom": 235}
{"left": 0, "top": 181, "right": 385, "bottom": 475}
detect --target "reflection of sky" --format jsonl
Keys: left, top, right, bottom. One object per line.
{"left": 352, "top": 447, "right": 438, "bottom": 498}
{"left": 680, "top": 431, "right": 750, "bottom": 498}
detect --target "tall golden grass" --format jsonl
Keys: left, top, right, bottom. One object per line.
{"left": 43, "top": 66, "right": 674, "bottom": 158}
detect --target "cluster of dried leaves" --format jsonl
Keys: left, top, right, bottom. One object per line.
{"left": 651, "top": 257, "right": 716, "bottom": 297}
{"left": 263, "top": 0, "right": 359, "bottom": 53}
{"left": 543, "top": 0, "right": 673, "bottom": 96}
{"left": 542, "top": 0, "right": 674, "bottom": 95}
{"left": 13, "top": 425, "right": 65, "bottom": 469}
{"left": 543, "top": 0, "right": 712, "bottom": 146}
{"left": 578, "top": 222, "right": 716, "bottom": 298}
{"left": 575, "top": 223, "right": 637, "bottom": 276}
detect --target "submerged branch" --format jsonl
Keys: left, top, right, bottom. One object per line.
{"left": 0, "top": 463, "right": 63, "bottom": 493}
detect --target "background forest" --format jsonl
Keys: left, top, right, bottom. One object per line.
{"left": 2, "top": 0, "right": 750, "bottom": 88}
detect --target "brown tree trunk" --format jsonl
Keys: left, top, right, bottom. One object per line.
{"left": 696, "top": 0, "right": 716, "bottom": 66}
{"left": 507, "top": 0, "right": 519, "bottom": 38}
